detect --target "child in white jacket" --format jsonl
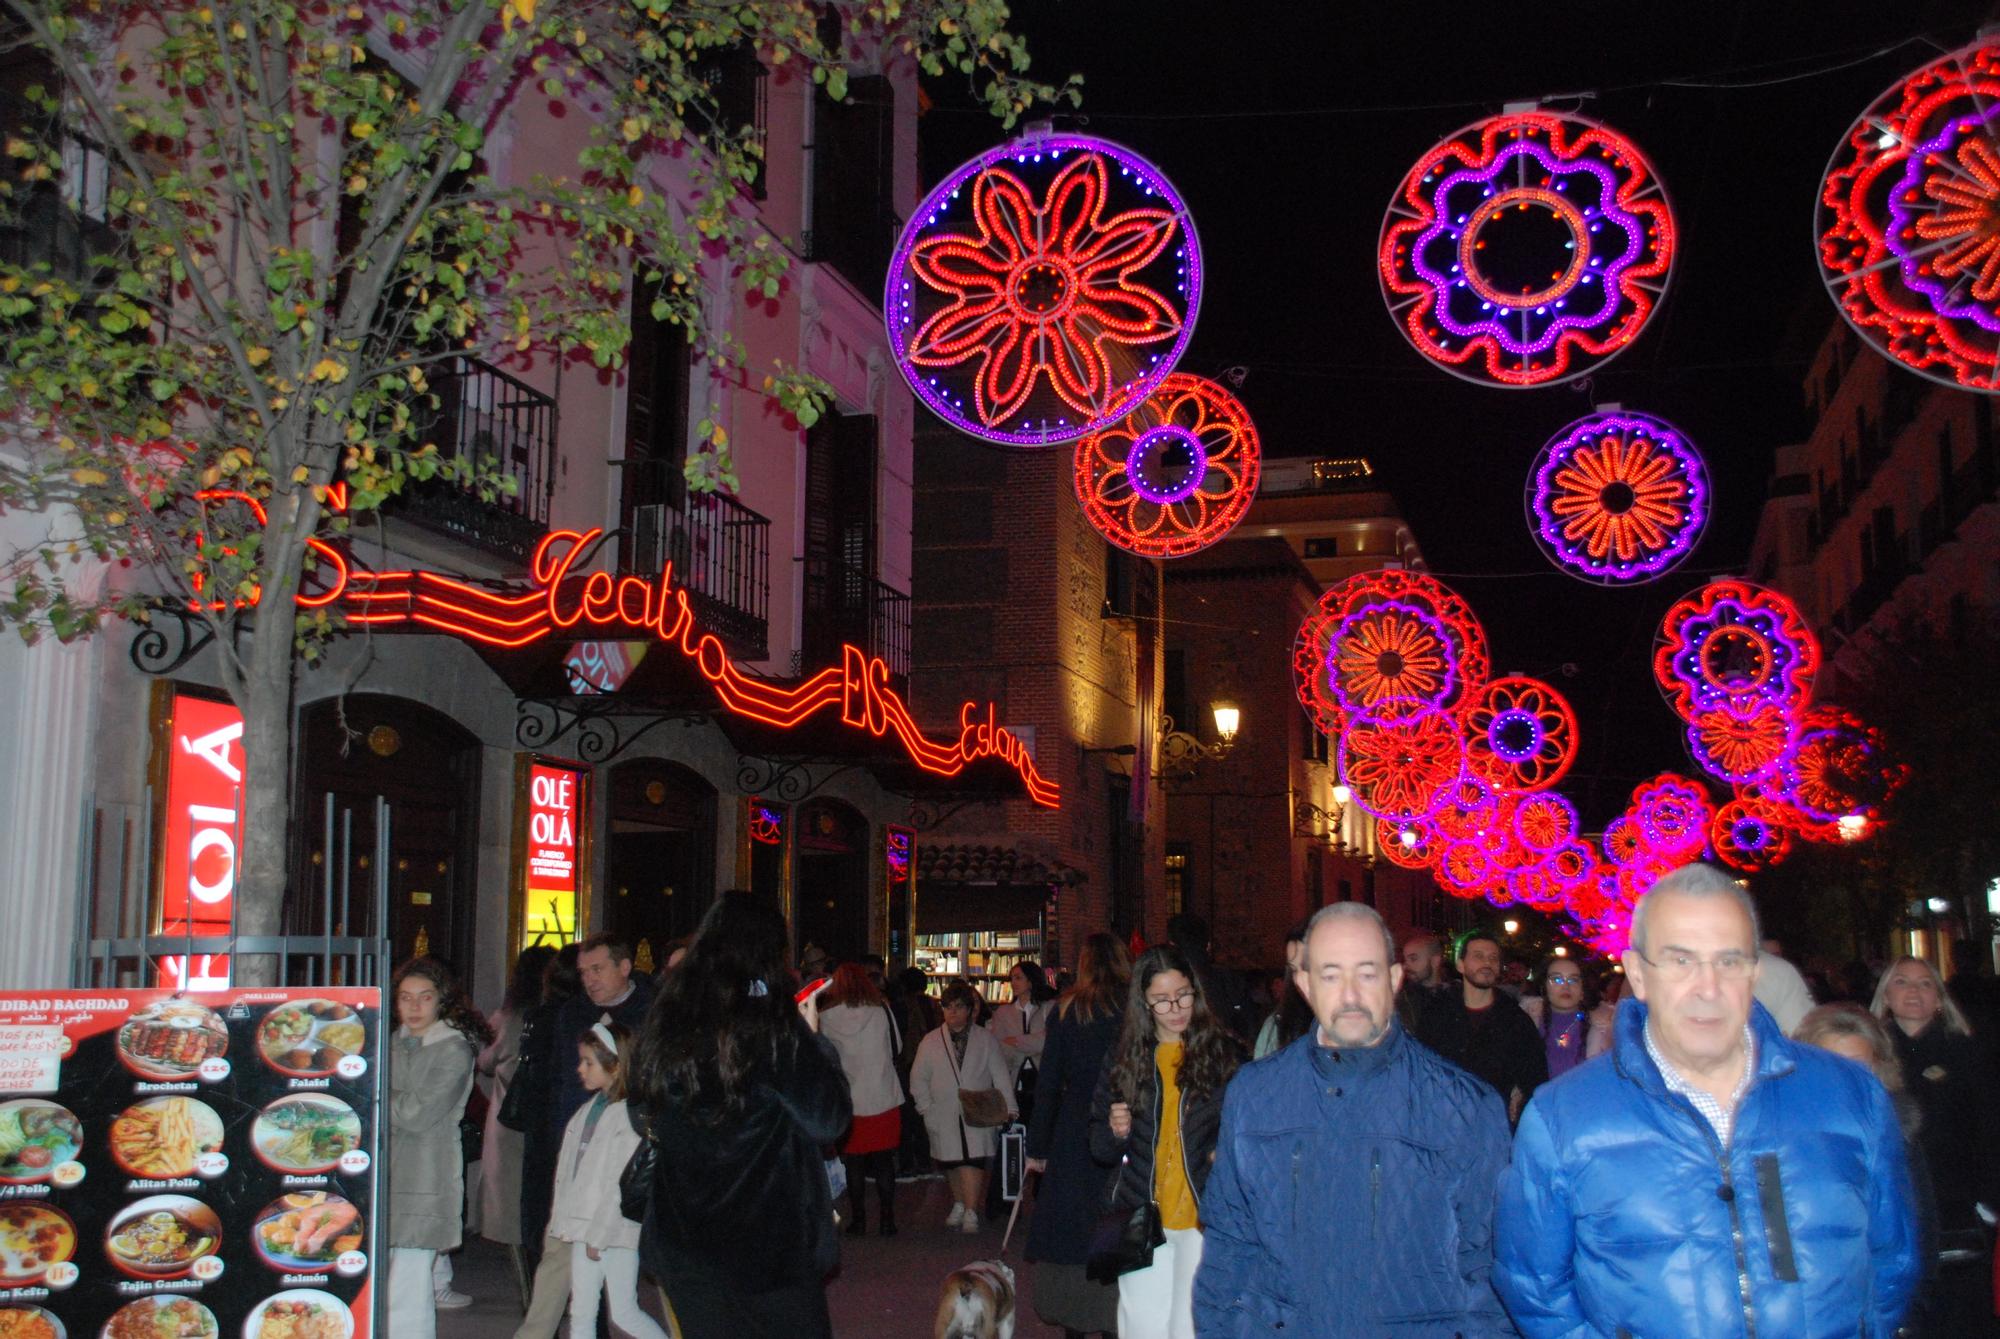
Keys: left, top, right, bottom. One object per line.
{"left": 548, "top": 1018, "right": 666, "bottom": 1339}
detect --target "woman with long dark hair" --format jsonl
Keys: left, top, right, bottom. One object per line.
{"left": 1026, "top": 932, "right": 1132, "bottom": 1339}
{"left": 388, "top": 956, "right": 492, "bottom": 1339}
{"left": 626, "top": 893, "right": 852, "bottom": 1338}
{"left": 1252, "top": 923, "right": 1313, "bottom": 1059}
{"left": 991, "top": 959, "right": 1059, "bottom": 1123}
{"left": 511, "top": 942, "right": 581, "bottom": 1321}
{"left": 819, "top": 960, "right": 904, "bottom": 1237}
{"left": 1089, "top": 944, "right": 1243, "bottom": 1339}
{"left": 478, "top": 944, "right": 554, "bottom": 1264}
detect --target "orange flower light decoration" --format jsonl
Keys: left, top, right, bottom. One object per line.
{"left": 1073, "top": 373, "right": 1259, "bottom": 557}
{"left": 1528, "top": 411, "right": 1708, "bottom": 583}
{"left": 889, "top": 136, "right": 1201, "bottom": 445}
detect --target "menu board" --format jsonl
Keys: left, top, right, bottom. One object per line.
{"left": 0, "top": 988, "right": 380, "bottom": 1339}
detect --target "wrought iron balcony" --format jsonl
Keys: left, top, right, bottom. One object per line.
{"left": 393, "top": 354, "right": 558, "bottom": 563}
{"left": 803, "top": 553, "right": 910, "bottom": 678}
{"left": 624, "top": 481, "right": 771, "bottom": 661}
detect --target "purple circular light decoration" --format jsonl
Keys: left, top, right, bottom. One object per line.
{"left": 1378, "top": 111, "right": 1676, "bottom": 388}
{"left": 1634, "top": 774, "right": 1713, "bottom": 859}
{"left": 886, "top": 134, "right": 1202, "bottom": 446}
{"left": 1124, "top": 425, "right": 1208, "bottom": 504}
{"left": 1685, "top": 698, "right": 1799, "bottom": 787}
{"left": 1487, "top": 708, "right": 1543, "bottom": 761}
{"left": 1653, "top": 581, "right": 1821, "bottom": 719}
{"left": 1336, "top": 701, "right": 1467, "bottom": 822}
{"left": 1324, "top": 599, "right": 1462, "bottom": 720}
{"left": 1513, "top": 792, "right": 1578, "bottom": 854}
{"left": 1888, "top": 108, "right": 2000, "bottom": 333}
{"left": 1526, "top": 411, "right": 1709, "bottom": 584}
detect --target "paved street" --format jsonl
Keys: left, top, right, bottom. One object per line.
{"left": 439, "top": 1177, "right": 1067, "bottom": 1338}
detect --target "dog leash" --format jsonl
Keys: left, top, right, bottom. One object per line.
{"left": 998, "top": 1167, "right": 1035, "bottom": 1257}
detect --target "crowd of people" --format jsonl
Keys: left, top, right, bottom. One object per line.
{"left": 377, "top": 873, "right": 1998, "bottom": 1338}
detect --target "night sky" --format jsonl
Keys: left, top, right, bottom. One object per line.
{"left": 918, "top": 0, "right": 1994, "bottom": 825}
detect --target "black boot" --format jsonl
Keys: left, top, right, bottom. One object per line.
{"left": 875, "top": 1154, "right": 898, "bottom": 1236}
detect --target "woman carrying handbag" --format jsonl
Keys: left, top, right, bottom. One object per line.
{"left": 911, "top": 983, "right": 1016, "bottom": 1234}
{"left": 1087, "top": 945, "right": 1243, "bottom": 1339}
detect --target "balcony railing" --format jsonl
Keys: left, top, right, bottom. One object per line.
{"left": 625, "top": 485, "right": 771, "bottom": 661}
{"left": 394, "top": 354, "right": 557, "bottom": 563}
{"left": 803, "top": 554, "right": 910, "bottom": 678}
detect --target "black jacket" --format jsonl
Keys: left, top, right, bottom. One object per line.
{"left": 553, "top": 975, "right": 657, "bottom": 1134}
{"left": 1088, "top": 1038, "right": 1237, "bottom": 1217}
{"left": 640, "top": 1024, "right": 853, "bottom": 1289}
{"left": 1414, "top": 986, "right": 1547, "bottom": 1115}
{"left": 1025, "top": 1004, "right": 1124, "bottom": 1264}
{"left": 1892, "top": 1017, "right": 1999, "bottom": 1233}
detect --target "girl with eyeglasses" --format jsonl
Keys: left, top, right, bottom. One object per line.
{"left": 1089, "top": 945, "right": 1245, "bottom": 1339}
{"left": 1520, "top": 955, "right": 1614, "bottom": 1080}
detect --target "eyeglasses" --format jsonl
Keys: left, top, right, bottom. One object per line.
{"left": 1545, "top": 975, "right": 1583, "bottom": 988}
{"left": 1146, "top": 990, "right": 1196, "bottom": 1015}
{"left": 1636, "top": 949, "right": 1757, "bottom": 983}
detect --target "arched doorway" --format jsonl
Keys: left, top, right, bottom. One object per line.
{"left": 793, "top": 797, "right": 870, "bottom": 964}
{"left": 604, "top": 759, "right": 716, "bottom": 974}
{"left": 292, "top": 694, "right": 482, "bottom": 975}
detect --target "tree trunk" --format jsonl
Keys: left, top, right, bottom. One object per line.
{"left": 233, "top": 527, "right": 309, "bottom": 988}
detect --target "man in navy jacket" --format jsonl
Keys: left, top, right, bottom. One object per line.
{"left": 1495, "top": 863, "right": 1920, "bottom": 1337}
{"left": 1194, "top": 901, "right": 1513, "bottom": 1337}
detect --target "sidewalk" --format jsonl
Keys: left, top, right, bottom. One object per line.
{"left": 439, "top": 1178, "right": 1066, "bottom": 1338}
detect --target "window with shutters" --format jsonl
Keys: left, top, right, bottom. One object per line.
{"left": 802, "top": 411, "right": 907, "bottom": 673}
{"left": 807, "top": 73, "right": 896, "bottom": 301}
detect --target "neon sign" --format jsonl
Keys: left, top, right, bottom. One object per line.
{"left": 158, "top": 692, "right": 243, "bottom": 990}
{"left": 291, "top": 527, "right": 1058, "bottom": 808}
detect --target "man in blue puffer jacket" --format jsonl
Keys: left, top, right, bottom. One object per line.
{"left": 1495, "top": 863, "right": 1920, "bottom": 1338}
{"left": 1194, "top": 901, "right": 1514, "bottom": 1337}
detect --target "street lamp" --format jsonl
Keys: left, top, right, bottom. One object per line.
{"left": 1331, "top": 783, "right": 1353, "bottom": 806}
{"left": 1837, "top": 814, "right": 1869, "bottom": 842}
{"left": 1211, "top": 699, "right": 1240, "bottom": 744}
{"left": 1502, "top": 919, "right": 1520, "bottom": 936}
{"left": 1158, "top": 698, "right": 1241, "bottom": 779}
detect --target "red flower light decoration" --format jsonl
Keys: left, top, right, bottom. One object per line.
{"left": 1687, "top": 698, "right": 1798, "bottom": 786}
{"left": 1711, "top": 797, "right": 1794, "bottom": 873}
{"left": 1460, "top": 675, "right": 1579, "bottom": 793}
{"left": 1073, "top": 373, "right": 1260, "bottom": 557}
{"left": 888, "top": 136, "right": 1201, "bottom": 444}
{"left": 1437, "top": 840, "right": 1499, "bottom": 897}
{"left": 1653, "top": 580, "right": 1819, "bottom": 718}
{"left": 1377, "top": 816, "right": 1440, "bottom": 870}
{"left": 1818, "top": 41, "right": 2000, "bottom": 391}
{"left": 1337, "top": 704, "right": 1466, "bottom": 821}
{"left": 1294, "top": 571, "right": 1489, "bottom": 734}
{"left": 1633, "top": 773, "right": 1713, "bottom": 861}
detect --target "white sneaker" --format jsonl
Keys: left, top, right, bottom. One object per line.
{"left": 434, "top": 1288, "right": 473, "bottom": 1310}
{"left": 960, "top": 1211, "right": 980, "bottom": 1235}
{"left": 944, "top": 1202, "right": 966, "bottom": 1228}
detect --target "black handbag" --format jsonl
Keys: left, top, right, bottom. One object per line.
{"left": 618, "top": 1132, "right": 657, "bottom": 1223}
{"left": 496, "top": 1014, "right": 547, "bottom": 1134}
{"left": 1084, "top": 1155, "right": 1163, "bottom": 1282}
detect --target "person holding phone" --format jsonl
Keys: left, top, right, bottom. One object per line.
{"left": 818, "top": 963, "right": 905, "bottom": 1237}
{"left": 627, "top": 894, "right": 852, "bottom": 1338}
{"left": 911, "top": 983, "right": 1015, "bottom": 1234}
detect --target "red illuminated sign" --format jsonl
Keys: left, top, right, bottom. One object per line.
{"left": 309, "top": 527, "right": 1059, "bottom": 808}
{"left": 158, "top": 692, "right": 244, "bottom": 990}
{"left": 527, "top": 763, "right": 578, "bottom": 893}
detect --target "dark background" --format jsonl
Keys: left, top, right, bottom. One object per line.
{"left": 919, "top": 0, "right": 1996, "bottom": 826}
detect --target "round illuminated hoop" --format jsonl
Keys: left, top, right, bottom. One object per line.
{"left": 1769, "top": 706, "right": 1905, "bottom": 831}
{"left": 1817, "top": 42, "right": 2000, "bottom": 392}
{"left": 1653, "top": 581, "right": 1820, "bottom": 719}
{"left": 1437, "top": 840, "right": 1499, "bottom": 898}
{"left": 1601, "top": 813, "right": 1646, "bottom": 867}
{"left": 1378, "top": 110, "right": 1676, "bottom": 388}
{"left": 1073, "top": 373, "right": 1260, "bottom": 556}
{"left": 1526, "top": 410, "right": 1709, "bottom": 583}
{"left": 1711, "top": 797, "right": 1794, "bottom": 873}
{"left": 1337, "top": 702, "right": 1467, "bottom": 821}
{"left": 1686, "top": 697, "right": 1799, "bottom": 786}
{"left": 1432, "top": 773, "right": 1499, "bottom": 842}
{"left": 1377, "top": 816, "right": 1440, "bottom": 870}
{"left": 1633, "top": 773, "right": 1714, "bottom": 861}
{"left": 1513, "top": 791, "right": 1579, "bottom": 854}
{"left": 1293, "top": 571, "right": 1490, "bottom": 733}
{"left": 1459, "top": 675, "right": 1580, "bottom": 793}
{"left": 887, "top": 133, "right": 1202, "bottom": 445}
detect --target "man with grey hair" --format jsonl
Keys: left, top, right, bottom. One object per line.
{"left": 1494, "top": 862, "right": 1919, "bottom": 1336}
{"left": 1195, "top": 901, "right": 1513, "bottom": 1335}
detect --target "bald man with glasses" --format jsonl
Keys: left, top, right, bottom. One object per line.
{"left": 1493, "top": 863, "right": 1919, "bottom": 1339}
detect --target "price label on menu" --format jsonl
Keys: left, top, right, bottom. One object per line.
{"left": 0, "top": 988, "right": 381, "bottom": 1339}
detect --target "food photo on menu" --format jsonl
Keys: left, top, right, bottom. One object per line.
{"left": 0, "top": 988, "right": 380, "bottom": 1339}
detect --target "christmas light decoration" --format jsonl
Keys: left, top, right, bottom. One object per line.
{"left": 1378, "top": 816, "right": 1440, "bottom": 870}
{"left": 1686, "top": 697, "right": 1798, "bottom": 785}
{"left": 1768, "top": 706, "right": 1907, "bottom": 834}
{"left": 1513, "top": 791, "right": 1579, "bottom": 854}
{"left": 1293, "top": 571, "right": 1488, "bottom": 733}
{"left": 1601, "top": 813, "right": 1646, "bottom": 867}
{"left": 1432, "top": 773, "right": 1499, "bottom": 841}
{"left": 1437, "top": 840, "right": 1498, "bottom": 897}
{"left": 1653, "top": 580, "right": 1819, "bottom": 718}
{"left": 1073, "top": 373, "right": 1260, "bottom": 556}
{"left": 1818, "top": 41, "right": 2000, "bottom": 391}
{"left": 1326, "top": 599, "right": 1463, "bottom": 718}
{"left": 1460, "top": 675, "right": 1579, "bottom": 792}
{"left": 1379, "top": 110, "right": 1675, "bottom": 388}
{"left": 887, "top": 134, "right": 1201, "bottom": 444}
{"left": 1633, "top": 773, "right": 1714, "bottom": 860}
{"left": 1710, "top": 797, "right": 1793, "bottom": 873}
{"left": 1526, "top": 410, "right": 1709, "bottom": 583}
{"left": 1337, "top": 702, "right": 1467, "bottom": 821}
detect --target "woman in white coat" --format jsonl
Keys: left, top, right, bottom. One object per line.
{"left": 818, "top": 962, "right": 905, "bottom": 1236}
{"left": 911, "top": 982, "right": 1015, "bottom": 1234}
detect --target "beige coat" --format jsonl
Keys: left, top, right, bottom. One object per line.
{"left": 475, "top": 1006, "right": 525, "bottom": 1244}
{"left": 910, "top": 1023, "right": 1015, "bottom": 1161}
{"left": 546, "top": 1097, "right": 645, "bottom": 1251}
{"left": 389, "top": 1023, "right": 476, "bottom": 1250}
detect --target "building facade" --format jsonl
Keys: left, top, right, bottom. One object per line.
{"left": 1, "top": 25, "right": 1068, "bottom": 1007}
